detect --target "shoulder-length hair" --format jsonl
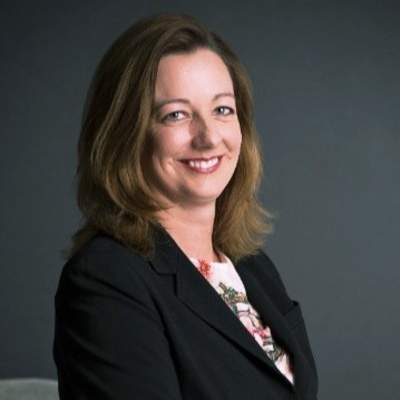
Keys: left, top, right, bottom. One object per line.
{"left": 62, "top": 13, "right": 277, "bottom": 264}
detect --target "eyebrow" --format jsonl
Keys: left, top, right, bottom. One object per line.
{"left": 153, "top": 92, "right": 235, "bottom": 113}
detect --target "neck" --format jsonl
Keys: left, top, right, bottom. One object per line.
{"left": 155, "top": 202, "right": 218, "bottom": 263}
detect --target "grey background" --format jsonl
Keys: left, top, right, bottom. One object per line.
{"left": 1, "top": 1, "right": 399, "bottom": 399}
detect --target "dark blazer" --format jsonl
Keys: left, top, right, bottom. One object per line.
{"left": 53, "top": 225, "right": 319, "bottom": 400}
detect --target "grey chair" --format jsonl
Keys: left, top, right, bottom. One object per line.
{"left": 0, "top": 378, "right": 58, "bottom": 400}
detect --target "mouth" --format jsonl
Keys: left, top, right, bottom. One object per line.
{"left": 179, "top": 155, "right": 223, "bottom": 174}
{"left": 179, "top": 155, "right": 224, "bottom": 162}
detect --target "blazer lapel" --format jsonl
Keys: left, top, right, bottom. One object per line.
{"left": 148, "top": 225, "right": 305, "bottom": 392}
{"left": 235, "top": 261, "right": 314, "bottom": 396}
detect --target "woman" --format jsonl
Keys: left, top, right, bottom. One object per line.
{"left": 53, "top": 13, "right": 319, "bottom": 400}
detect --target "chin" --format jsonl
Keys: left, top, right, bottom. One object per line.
{"left": 186, "top": 187, "right": 226, "bottom": 201}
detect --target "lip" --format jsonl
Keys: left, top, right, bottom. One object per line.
{"left": 180, "top": 155, "right": 223, "bottom": 162}
{"left": 179, "top": 155, "right": 223, "bottom": 174}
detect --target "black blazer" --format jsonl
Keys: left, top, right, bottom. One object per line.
{"left": 53, "top": 225, "right": 319, "bottom": 400}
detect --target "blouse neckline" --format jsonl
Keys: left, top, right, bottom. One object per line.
{"left": 189, "top": 253, "right": 231, "bottom": 266}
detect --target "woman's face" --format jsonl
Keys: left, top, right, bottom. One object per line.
{"left": 146, "top": 48, "right": 242, "bottom": 208}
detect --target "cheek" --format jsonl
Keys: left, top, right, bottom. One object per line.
{"left": 229, "top": 122, "right": 242, "bottom": 151}
{"left": 152, "top": 130, "right": 185, "bottom": 158}
{"left": 151, "top": 129, "right": 189, "bottom": 172}
{"left": 236, "top": 129, "right": 243, "bottom": 148}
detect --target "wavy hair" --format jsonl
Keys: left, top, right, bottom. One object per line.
{"left": 62, "top": 13, "right": 277, "bottom": 264}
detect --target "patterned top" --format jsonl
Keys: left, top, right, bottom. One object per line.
{"left": 189, "top": 253, "right": 295, "bottom": 386}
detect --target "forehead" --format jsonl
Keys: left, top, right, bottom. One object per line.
{"left": 154, "top": 48, "right": 234, "bottom": 97}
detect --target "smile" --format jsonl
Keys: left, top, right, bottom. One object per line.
{"left": 179, "top": 156, "right": 223, "bottom": 174}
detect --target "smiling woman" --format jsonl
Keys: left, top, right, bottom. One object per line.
{"left": 53, "top": 12, "right": 319, "bottom": 400}
{"left": 62, "top": 12, "right": 273, "bottom": 264}
{"left": 144, "top": 48, "right": 242, "bottom": 221}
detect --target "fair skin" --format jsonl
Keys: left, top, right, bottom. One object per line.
{"left": 146, "top": 48, "right": 242, "bottom": 263}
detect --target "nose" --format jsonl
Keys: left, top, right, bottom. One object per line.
{"left": 190, "top": 112, "right": 221, "bottom": 149}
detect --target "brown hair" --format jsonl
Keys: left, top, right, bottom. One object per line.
{"left": 62, "top": 13, "right": 277, "bottom": 264}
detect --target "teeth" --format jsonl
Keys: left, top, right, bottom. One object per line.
{"left": 188, "top": 157, "right": 219, "bottom": 169}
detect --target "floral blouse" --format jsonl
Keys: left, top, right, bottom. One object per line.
{"left": 189, "top": 253, "right": 295, "bottom": 386}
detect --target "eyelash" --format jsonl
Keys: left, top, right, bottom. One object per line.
{"left": 162, "top": 106, "right": 235, "bottom": 122}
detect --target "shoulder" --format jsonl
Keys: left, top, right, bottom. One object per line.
{"left": 64, "top": 233, "right": 148, "bottom": 276}
{"left": 56, "top": 233, "right": 153, "bottom": 305}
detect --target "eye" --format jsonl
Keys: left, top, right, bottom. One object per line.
{"left": 215, "top": 106, "right": 235, "bottom": 116}
{"left": 162, "top": 111, "right": 187, "bottom": 122}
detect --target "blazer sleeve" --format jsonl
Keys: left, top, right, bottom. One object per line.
{"left": 53, "top": 251, "right": 183, "bottom": 400}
